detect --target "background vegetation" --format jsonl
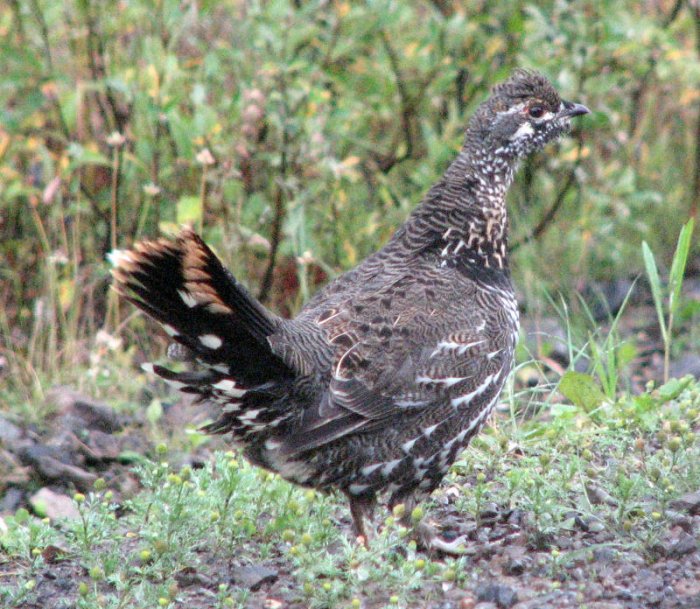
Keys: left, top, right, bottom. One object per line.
{"left": 1, "top": 1, "right": 700, "bottom": 607}
{"left": 1, "top": 0, "right": 699, "bottom": 400}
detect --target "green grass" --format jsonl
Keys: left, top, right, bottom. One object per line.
{"left": 2, "top": 375, "right": 699, "bottom": 608}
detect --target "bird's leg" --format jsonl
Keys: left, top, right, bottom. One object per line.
{"left": 347, "top": 493, "right": 376, "bottom": 547}
{"left": 392, "top": 494, "right": 467, "bottom": 556}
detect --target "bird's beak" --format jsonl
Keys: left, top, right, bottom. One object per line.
{"left": 560, "top": 100, "right": 590, "bottom": 118}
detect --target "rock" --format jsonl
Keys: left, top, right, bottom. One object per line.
{"left": 29, "top": 488, "right": 79, "bottom": 520}
{"left": 502, "top": 546, "right": 528, "bottom": 576}
{"left": 588, "top": 520, "right": 606, "bottom": 533}
{"left": 0, "top": 414, "right": 23, "bottom": 445}
{"left": 479, "top": 503, "right": 500, "bottom": 522}
{"left": 592, "top": 546, "right": 616, "bottom": 563}
{"left": 503, "top": 558, "right": 526, "bottom": 575}
{"left": 669, "top": 490, "right": 700, "bottom": 515}
{"left": 506, "top": 509, "right": 525, "bottom": 526}
{"left": 635, "top": 568, "right": 663, "bottom": 592}
{"left": 46, "top": 386, "right": 121, "bottom": 433}
{"left": 79, "top": 429, "right": 121, "bottom": 461}
{"left": 19, "top": 445, "right": 96, "bottom": 489}
{"left": 668, "top": 533, "right": 697, "bottom": 557}
{"left": 0, "top": 487, "right": 24, "bottom": 512}
{"left": 0, "top": 448, "right": 30, "bottom": 486}
{"left": 175, "top": 566, "right": 213, "bottom": 588}
{"left": 475, "top": 583, "right": 518, "bottom": 608}
{"left": 230, "top": 564, "right": 278, "bottom": 590}
{"left": 585, "top": 483, "right": 618, "bottom": 507}
{"left": 668, "top": 354, "right": 700, "bottom": 380}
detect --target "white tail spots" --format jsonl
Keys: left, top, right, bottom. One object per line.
{"left": 162, "top": 378, "right": 186, "bottom": 390}
{"left": 211, "top": 364, "right": 230, "bottom": 374}
{"left": 239, "top": 408, "right": 261, "bottom": 422}
{"left": 178, "top": 289, "right": 198, "bottom": 308}
{"left": 401, "top": 437, "right": 418, "bottom": 454}
{"left": 360, "top": 463, "right": 383, "bottom": 477}
{"left": 451, "top": 374, "right": 495, "bottom": 408}
{"left": 422, "top": 423, "right": 439, "bottom": 437}
{"left": 349, "top": 483, "right": 370, "bottom": 495}
{"left": 212, "top": 379, "right": 246, "bottom": 398}
{"left": 162, "top": 324, "right": 179, "bottom": 337}
{"left": 416, "top": 375, "right": 467, "bottom": 387}
{"left": 222, "top": 402, "right": 241, "bottom": 413}
{"left": 381, "top": 459, "right": 402, "bottom": 476}
{"left": 141, "top": 363, "right": 155, "bottom": 374}
{"left": 198, "top": 334, "right": 222, "bottom": 349}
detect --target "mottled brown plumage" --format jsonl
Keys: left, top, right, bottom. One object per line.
{"left": 112, "top": 70, "right": 588, "bottom": 548}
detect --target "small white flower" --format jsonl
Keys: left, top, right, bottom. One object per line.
{"left": 196, "top": 148, "right": 215, "bottom": 166}
{"left": 106, "top": 132, "right": 126, "bottom": 147}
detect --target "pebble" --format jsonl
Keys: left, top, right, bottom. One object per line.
{"left": 475, "top": 583, "right": 518, "bottom": 608}
{"left": 230, "top": 564, "right": 278, "bottom": 590}
{"left": 670, "top": 490, "right": 700, "bottom": 515}
{"left": 29, "top": 488, "right": 79, "bottom": 520}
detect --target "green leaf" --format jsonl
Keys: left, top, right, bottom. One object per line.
{"left": 668, "top": 219, "right": 694, "bottom": 313}
{"left": 176, "top": 195, "right": 203, "bottom": 226}
{"left": 559, "top": 371, "right": 606, "bottom": 412}
{"left": 657, "top": 377, "right": 691, "bottom": 401}
{"left": 642, "top": 241, "right": 667, "bottom": 343}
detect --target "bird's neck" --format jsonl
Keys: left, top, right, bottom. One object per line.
{"left": 400, "top": 146, "right": 517, "bottom": 273}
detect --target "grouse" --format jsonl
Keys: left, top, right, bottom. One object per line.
{"left": 112, "top": 69, "right": 588, "bottom": 549}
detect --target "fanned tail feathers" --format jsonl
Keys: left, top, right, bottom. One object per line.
{"left": 111, "top": 229, "right": 295, "bottom": 436}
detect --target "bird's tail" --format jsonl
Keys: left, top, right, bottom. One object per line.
{"left": 111, "top": 229, "right": 294, "bottom": 434}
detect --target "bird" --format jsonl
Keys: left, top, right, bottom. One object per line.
{"left": 111, "top": 69, "right": 589, "bottom": 551}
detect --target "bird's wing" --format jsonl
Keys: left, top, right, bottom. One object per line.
{"left": 277, "top": 267, "right": 514, "bottom": 456}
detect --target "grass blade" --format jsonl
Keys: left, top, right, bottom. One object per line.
{"left": 642, "top": 241, "right": 667, "bottom": 344}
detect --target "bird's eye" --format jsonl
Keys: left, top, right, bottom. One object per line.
{"left": 528, "top": 105, "right": 545, "bottom": 119}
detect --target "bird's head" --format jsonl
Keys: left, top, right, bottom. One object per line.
{"left": 466, "top": 69, "right": 589, "bottom": 160}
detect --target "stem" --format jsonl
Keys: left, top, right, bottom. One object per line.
{"left": 199, "top": 165, "right": 208, "bottom": 233}
{"left": 664, "top": 311, "right": 673, "bottom": 383}
{"left": 258, "top": 71, "right": 291, "bottom": 304}
{"left": 108, "top": 145, "right": 122, "bottom": 330}
{"left": 692, "top": 2, "right": 700, "bottom": 218}
{"left": 110, "top": 147, "right": 121, "bottom": 253}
